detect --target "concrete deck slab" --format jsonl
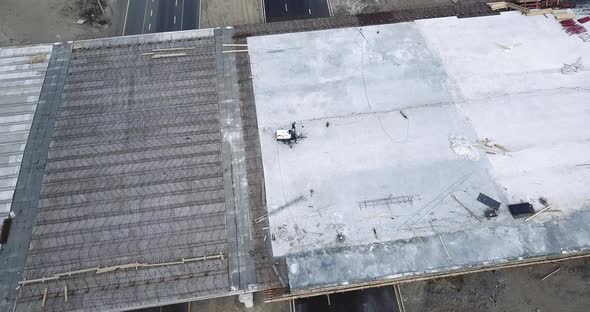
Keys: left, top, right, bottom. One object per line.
{"left": 248, "top": 12, "right": 590, "bottom": 292}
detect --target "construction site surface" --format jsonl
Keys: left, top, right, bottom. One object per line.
{"left": 0, "top": 5, "right": 589, "bottom": 312}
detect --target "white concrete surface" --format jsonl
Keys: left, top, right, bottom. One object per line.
{"left": 249, "top": 12, "right": 590, "bottom": 289}
{"left": 0, "top": 44, "right": 51, "bottom": 216}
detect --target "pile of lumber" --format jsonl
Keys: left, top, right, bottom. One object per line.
{"left": 487, "top": 1, "right": 576, "bottom": 20}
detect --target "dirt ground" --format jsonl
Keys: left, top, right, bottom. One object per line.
{"left": 400, "top": 258, "right": 590, "bottom": 312}
{"left": 190, "top": 293, "right": 289, "bottom": 312}
{"left": 199, "top": 0, "right": 264, "bottom": 28}
{"left": 0, "top": 0, "right": 116, "bottom": 47}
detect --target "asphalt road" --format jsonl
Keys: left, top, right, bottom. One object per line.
{"left": 264, "top": 0, "right": 330, "bottom": 23}
{"left": 123, "top": 0, "right": 199, "bottom": 36}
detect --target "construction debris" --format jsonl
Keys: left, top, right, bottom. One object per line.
{"left": 150, "top": 53, "right": 187, "bottom": 59}
{"left": 477, "top": 138, "right": 511, "bottom": 154}
{"left": 18, "top": 252, "right": 225, "bottom": 287}
{"left": 41, "top": 287, "right": 47, "bottom": 307}
{"left": 439, "top": 234, "right": 452, "bottom": 260}
{"left": 553, "top": 10, "right": 576, "bottom": 21}
{"left": 152, "top": 47, "right": 195, "bottom": 52}
{"left": 140, "top": 48, "right": 194, "bottom": 59}
{"left": 487, "top": 0, "right": 590, "bottom": 42}
{"left": 358, "top": 194, "right": 418, "bottom": 210}
{"left": 525, "top": 204, "right": 552, "bottom": 222}
{"left": 451, "top": 194, "right": 482, "bottom": 222}
{"left": 272, "top": 264, "right": 287, "bottom": 287}
{"left": 487, "top": 2, "right": 530, "bottom": 14}
{"left": 487, "top": 2, "right": 583, "bottom": 26}
{"left": 222, "top": 49, "right": 249, "bottom": 54}
{"left": 540, "top": 267, "right": 561, "bottom": 280}
{"left": 477, "top": 193, "right": 501, "bottom": 210}
{"left": 394, "top": 284, "right": 406, "bottom": 312}
{"left": 538, "top": 197, "right": 549, "bottom": 206}
{"left": 508, "top": 202, "right": 535, "bottom": 218}
{"left": 449, "top": 136, "right": 480, "bottom": 160}
{"left": 526, "top": 8, "right": 554, "bottom": 16}
{"left": 484, "top": 208, "right": 499, "bottom": 218}
{"left": 30, "top": 54, "right": 46, "bottom": 63}
{"left": 560, "top": 19, "right": 588, "bottom": 38}
{"left": 561, "top": 57, "right": 583, "bottom": 74}
{"left": 256, "top": 195, "right": 307, "bottom": 224}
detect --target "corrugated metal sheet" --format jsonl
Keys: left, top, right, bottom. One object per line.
{"left": 0, "top": 45, "right": 52, "bottom": 217}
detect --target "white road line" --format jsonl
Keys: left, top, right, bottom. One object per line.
{"left": 122, "top": 0, "right": 130, "bottom": 35}
{"left": 180, "top": 0, "right": 184, "bottom": 29}
{"left": 150, "top": 9, "right": 153, "bottom": 16}
{"left": 308, "top": 8, "right": 311, "bottom": 15}
{"left": 285, "top": 3, "right": 288, "bottom": 12}
{"left": 141, "top": 0, "right": 149, "bottom": 34}
{"left": 148, "top": 23, "right": 151, "bottom": 31}
{"left": 175, "top": 0, "right": 178, "bottom": 6}
{"left": 260, "top": 0, "right": 266, "bottom": 23}
{"left": 174, "top": 16, "right": 177, "bottom": 24}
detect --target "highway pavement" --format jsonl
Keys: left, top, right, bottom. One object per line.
{"left": 123, "top": 0, "right": 199, "bottom": 35}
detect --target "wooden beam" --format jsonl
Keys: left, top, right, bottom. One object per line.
{"left": 525, "top": 204, "right": 552, "bottom": 222}
{"left": 507, "top": 2, "right": 530, "bottom": 13}
{"left": 150, "top": 53, "right": 187, "bottom": 59}
{"left": 541, "top": 267, "right": 561, "bottom": 280}
{"left": 41, "top": 287, "right": 47, "bottom": 308}
{"left": 152, "top": 47, "right": 196, "bottom": 52}
{"left": 222, "top": 50, "right": 249, "bottom": 54}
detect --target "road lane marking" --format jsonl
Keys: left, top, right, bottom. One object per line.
{"left": 148, "top": 23, "right": 151, "bottom": 31}
{"left": 175, "top": 0, "right": 178, "bottom": 6}
{"left": 309, "top": 8, "right": 311, "bottom": 15}
{"left": 285, "top": 3, "right": 288, "bottom": 12}
{"left": 122, "top": 0, "right": 130, "bottom": 35}
{"left": 260, "top": 0, "right": 266, "bottom": 23}
{"left": 174, "top": 16, "right": 177, "bottom": 24}
{"left": 180, "top": 0, "right": 184, "bottom": 29}
{"left": 142, "top": 0, "right": 148, "bottom": 34}
{"left": 150, "top": 9, "right": 153, "bottom": 16}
